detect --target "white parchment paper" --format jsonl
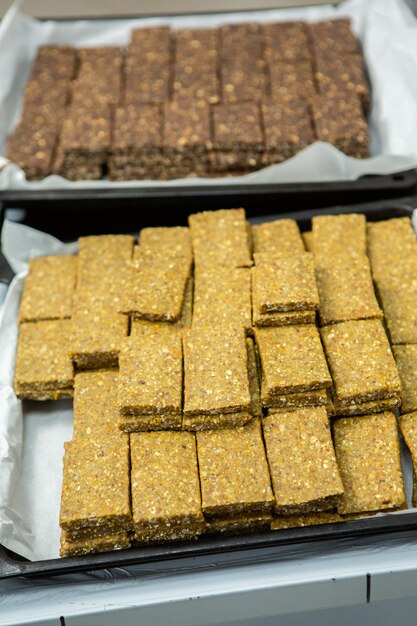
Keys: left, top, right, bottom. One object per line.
{"left": 0, "top": 218, "right": 416, "bottom": 563}
{"left": 0, "top": 0, "right": 417, "bottom": 190}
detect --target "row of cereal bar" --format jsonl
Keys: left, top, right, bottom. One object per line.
{"left": 5, "top": 18, "right": 369, "bottom": 181}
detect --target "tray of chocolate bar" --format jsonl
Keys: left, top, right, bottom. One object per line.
{"left": 1, "top": 3, "right": 417, "bottom": 201}
{"left": 1, "top": 198, "right": 417, "bottom": 579}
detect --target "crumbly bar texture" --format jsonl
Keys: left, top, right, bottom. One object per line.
{"left": 211, "top": 102, "right": 264, "bottom": 173}
{"left": 271, "top": 511, "right": 344, "bottom": 530}
{"left": 163, "top": 100, "right": 212, "bottom": 178}
{"left": 130, "top": 276, "right": 193, "bottom": 336}
{"left": 252, "top": 252, "right": 319, "bottom": 314}
{"left": 251, "top": 219, "right": 304, "bottom": 255}
{"left": 255, "top": 325, "right": 331, "bottom": 400}
{"left": 173, "top": 28, "right": 220, "bottom": 103}
{"left": 204, "top": 513, "right": 272, "bottom": 535}
{"left": 393, "top": 345, "right": 417, "bottom": 414}
{"left": 327, "top": 394, "right": 400, "bottom": 418}
{"left": 14, "top": 320, "right": 74, "bottom": 400}
{"left": 121, "top": 227, "right": 192, "bottom": 322}
{"left": 130, "top": 431, "right": 204, "bottom": 542}
{"left": 197, "top": 420, "right": 274, "bottom": 516}
{"left": 399, "top": 412, "right": 417, "bottom": 466}
{"left": 72, "top": 47, "right": 122, "bottom": 108}
{"left": 183, "top": 326, "right": 251, "bottom": 416}
{"left": 220, "top": 23, "right": 266, "bottom": 103}
{"left": 192, "top": 266, "right": 251, "bottom": 332}
{"left": 120, "top": 414, "right": 182, "bottom": 433}
{"left": 377, "top": 281, "right": 417, "bottom": 345}
{"left": 108, "top": 104, "right": 163, "bottom": 181}
{"left": 315, "top": 53, "right": 370, "bottom": 113}
{"left": 263, "top": 408, "right": 343, "bottom": 514}
{"left": 320, "top": 320, "right": 402, "bottom": 405}
{"left": 265, "top": 389, "right": 328, "bottom": 410}
{"left": 6, "top": 123, "right": 59, "bottom": 180}
{"left": 19, "top": 255, "right": 77, "bottom": 322}
{"left": 118, "top": 326, "right": 182, "bottom": 417}
{"left": 261, "top": 98, "right": 314, "bottom": 165}
{"left": 253, "top": 309, "right": 316, "bottom": 328}
{"left": 125, "top": 27, "right": 172, "bottom": 104}
{"left": 60, "top": 531, "right": 130, "bottom": 558}
{"left": 269, "top": 60, "right": 316, "bottom": 102}
{"left": 311, "top": 93, "right": 369, "bottom": 159}
{"left": 189, "top": 209, "right": 251, "bottom": 269}
{"left": 30, "top": 45, "right": 77, "bottom": 82}
{"left": 312, "top": 213, "right": 367, "bottom": 261}
{"left": 367, "top": 217, "right": 417, "bottom": 284}
{"left": 333, "top": 412, "right": 406, "bottom": 515}
{"left": 59, "top": 432, "right": 132, "bottom": 532}
{"left": 70, "top": 235, "right": 134, "bottom": 368}
{"left": 315, "top": 254, "right": 382, "bottom": 326}
{"left": 73, "top": 370, "right": 119, "bottom": 439}
{"left": 263, "top": 21, "right": 310, "bottom": 63}
{"left": 182, "top": 411, "right": 253, "bottom": 432}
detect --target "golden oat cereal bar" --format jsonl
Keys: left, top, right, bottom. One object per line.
{"left": 192, "top": 266, "right": 251, "bottom": 332}
{"left": 59, "top": 432, "right": 132, "bottom": 533}
{"left": 333, "top": 412, "right": 406, "bottom": 515}
{"left": 76, "top": 234, "right": 134, "bottom": 289}
{"left": 121, "top": 227, "right": 192, "bottom": 322}
{"left": 377, "top": 281, "right": 417, "bottom": 345}
{"left": 312, "top": 213, "right": 366, "bottom": 262}
{"left": 182, "top": 411, "right": 253, "bottom": 431}
{"left": 60, "top": 531, "right": 130, "bottom": 557}
{"left": 130, "top": 431, "right": 204, "bottom": 542}
{"left": 327, "top": 394, "right": 400, "bottom": 417}
{"left": 14, "top": 319, "right": 74, "bottom": 399}
{"left": 367, "top": 217, "right": 417, "bottom": 284}
{"left": 197, "top": 419, "right": 274, "bottom": 516}
{"left": 118, "top": 325, "right": 182, "bottom": 417}
{"left": 183, "top": 326, "right": 251, "bottom": 416}
{"left": 247, "top": 338, "right": 262, "bottom": 418}
{"left": 320, "top": 320, "right": 402, "bottom": 405}
{"left": 251, "top": 219, "right": 304, "bottom": 255}
{"left": 315, "top": 255, "right": 382, "bottom": 326}
{"left": 73, "top": 369, "right": 119, "bottom": 438}
{"left": 254, "top": 324, "right": 332, "bottom": 399}
{"left": 188, "top": 208, "right": 251, "bottom": 268}
{"left": 263, "top": 408, "right": 344, "bottom": 514}
{"left": 393, "top": 345, "right": 417, "bottom": 413}
{"left": 120, "top": 414, "right": 182, "bottom": 432}
{"left": 253, "top": 309, "right": 316, "bottom": 327}
{"left": 19, "top": 255, "right": 77, "bottom": 323}
{"left": 252, "top": 251, "right": 319, "bottom": 314}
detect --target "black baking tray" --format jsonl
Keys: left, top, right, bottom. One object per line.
{"left": 0, "top": 195, "right": 417, "bottom": 580}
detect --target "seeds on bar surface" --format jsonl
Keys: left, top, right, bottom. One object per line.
{"left": 19, "top": 255, "right": 77, "bottom": 323}
{"left": 182, "top": 411, "right": 253, "bottom": 432}
{"left": 118, "top": 326, "right": 182, "bottom": 417}
{"left": 197, "top": 420, "right": 274, "bottom": 516}
{"left": 263, "top": 408, "right": 343, "bottom": 514}
{"left": 333, "top": 412, "right": 406, "bottom": 515}
{"left": 59, "top": 432, "right": 131, "bottom": 532}
{"left": 188, "top": 208, "right": 251, "bottom": 269}
{"left": 377, "top": 281, "right": 417, "bottom": 345}
{"left": 14, "top": 319, "right": 74, "bottom": 400}
{"left": 130, "top": 431, "right": 204, "bottom": 542}
{"left": 121, "top": 227, "right": 192, "bottom": 322}
{"left": 183, "top": 326, "right": 251, "bottom": 416}
{"left": 251, "top": 219, "right": 305, "bottom": 255}
{"left": 315, "top": 255, "right": 382, "bottom": 326}
{"left": 312, "top": 213, "right": 366, "bottom": 261}
{"left": 271, "top": 511, "right": 344, "bottom": 530}
{"left": 247, "top": 338, "right": 262, "bottom": 418}
{"left": 252, "top": 251, "right": 319, "bottom": 314}
{"left": 205, "top": 513, "right": 272, "bottom": 535}
{"left": 73, "top": 370, "right": 119, "bottom": 439}
{"left": 255, "top": 325, "right": 331, "bottom": 399}
{"left": 320, "top": 319, "right": 402, "bottom": 405}
{"left": 192, "top": 266, "right": 251, "bottom": 332}
{"left": 327, "top": 394, "right": 400, "bottom": 417}
{"left": 120, "top": 414, "right": 182, "bottom": 433}
{"left": 367, "top": 217, "right": 417, "bottom": 284}
{"left": 393, "top": 345, "right": 417, "bottom": 414}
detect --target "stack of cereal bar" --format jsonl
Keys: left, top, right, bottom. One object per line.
{"left": 13, "top": 207, "right": 413, "bottom": 558}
